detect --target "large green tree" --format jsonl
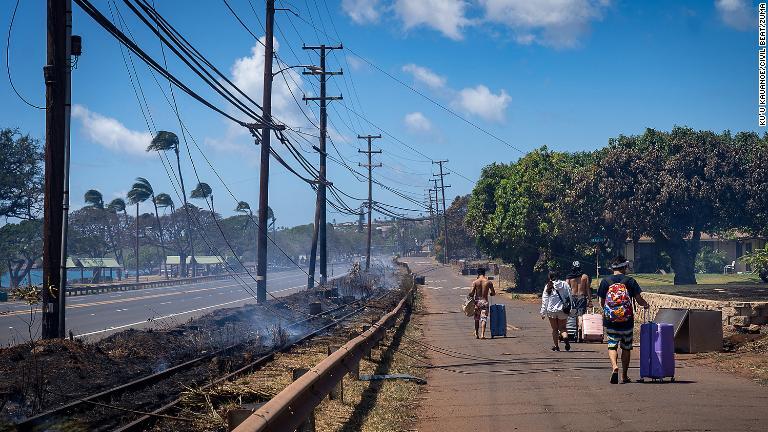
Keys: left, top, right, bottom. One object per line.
{"left": 0, "top": 128, "right": 43, "bottom": 220}
{"left": 0, "top": 219, "right": 43, "bottom": 288}
{"left": 595, "top": 127, "right": 748, "bottom": 284}
{"left": 466, "top": 148, "right": 578, "bottom": 290}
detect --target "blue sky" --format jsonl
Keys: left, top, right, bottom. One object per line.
{"left": 1, "top": 0, "right": 760, "bottom": 226}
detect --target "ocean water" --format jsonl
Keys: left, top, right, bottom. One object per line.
{"left": 0, "top": 269, "right": 126, "bottom": 287}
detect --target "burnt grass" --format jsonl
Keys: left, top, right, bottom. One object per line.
{"left": 0, "top": 277, "right": 378, "bottom": 430}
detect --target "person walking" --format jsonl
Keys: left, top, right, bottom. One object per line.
{"left": 598, "top": 255, "right": 650, "bottom": 384}
{"left": 469, "top": 268, "right": 495, "bottom": 339}
{"left": 566, "top": 261, "right": 592, "bottom": 339}
{"left": 540, "top": 270, "right": 572, "bottom": 351}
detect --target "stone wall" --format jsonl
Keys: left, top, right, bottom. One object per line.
{"left": 643, "top": 292, "right": 768, "bottom": 327}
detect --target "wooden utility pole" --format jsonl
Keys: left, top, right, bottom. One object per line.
{"left": 433, "top": 161, "right": 451, "bottom": 264}
{"left": 357, "top": 135, "right": 381, "bottom": 270}
{"left": 426, "top": 189, "right": 436, "bottom": 244}
{"left": 303, "top": 44, "right": 342, "bottom": 285}
{"left": 42, "top": 0, "right": 73, "bottom": 339}
{"left": 255, "top": 0, "right": 276, "bottom": 303}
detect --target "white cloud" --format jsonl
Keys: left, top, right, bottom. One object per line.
{"left": 479, "top": 0, "right": 610, "bottom": 47}
{"left": 402, "top": 63, "right": 447, "bottom": 89}
{"left": 346, "top": 55, "right": 367, "bottom": 71}
{"left": 715, "top": 0, "right": 752, "bottom": 30}
{"left": 395, "top": 0, "right": 470, "bottom": 40}
{"left": 342, "top": 0, "right": 382, "bottom": 24}
{"left": 208, "top": 36, "right": 313, "bottom": 162}
{"left": 404, "top": 112, "right": 432, "bottom": 133}
{"left": 71, "top": 105, "right": 152, "bottom": 157}
{"left": 230, "top": 36, "right": 309, "bottom": 129}
{"left": 454, "top": 85, "right": 511, "bottom": 122}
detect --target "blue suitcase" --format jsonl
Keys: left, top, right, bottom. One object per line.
{"left": 489, "top": 303, "right": 506, "bottom": 338}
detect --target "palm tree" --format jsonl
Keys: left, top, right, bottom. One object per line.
{"left": 190, "top": 182, "right": 213, "bottom": 259}
{"left": 268, "top": 206, "right": 276, "bottom": 237}
{"left": 147, "top": 131, "right": 194, "bottom": 276}
{"left": 154, "top": 193, "right": 174, "bottom": 213}
{"left": 132, "top": 178, "right": 171, "bottom": 279}
{"left": 127, "top": 180, "right": 152, "bottom": 283}
{"left": 190, "top": 182, "right": 213, "bottom": 212}
{"left": 84, "top": 189, "right": 104, "bottom": 208}
{"left": 106, "top": 198, "right": 127, "bottom": 278}
{"left": 235, "top": 200, "right": 252, "bottom": 230}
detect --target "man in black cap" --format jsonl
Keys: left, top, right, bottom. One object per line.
{"left": 598, "top": 255, "right": 649, "bottom": 384}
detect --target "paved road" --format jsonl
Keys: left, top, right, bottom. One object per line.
{"left": 0, "top": 267, "right": 321, "bottom": 346}
{"left": 405, "top": 258, "right": 768, "bottom": 432}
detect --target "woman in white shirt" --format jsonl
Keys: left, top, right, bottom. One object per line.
{"left": 540, "top": 270, "right": 572, "bottom": 351}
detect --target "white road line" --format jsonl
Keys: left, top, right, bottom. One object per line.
{"left": 75, "top": 297, "right": 255, "bottom": 338}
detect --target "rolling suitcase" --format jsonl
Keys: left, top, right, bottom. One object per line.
{"left": 639, "top": 320, "right": 675, "bottom": 382}
{"left": 566, "top": 315, "right": 578, "bottom": 342}
{"left": 581, "top": 308, "right": 604, "bottom": 342}
{"left": 489, "top": 302, "right": 506, "bottom": 338}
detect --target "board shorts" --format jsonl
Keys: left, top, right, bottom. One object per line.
{"left": 605, "top": 327, "right": 634, "bottom": 350}
{"left": 572, "top": 295, "right": 588, "bottom": 316}
{"left": 474, "top": 299, "right": 489, "bottom": 322}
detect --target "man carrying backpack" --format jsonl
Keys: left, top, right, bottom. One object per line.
{"left": 598, "top": 255, "right": 649, "bottom": 384}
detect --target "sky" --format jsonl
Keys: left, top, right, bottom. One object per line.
{"left": 0, "top": 0, "right": 761, "bottom": 227}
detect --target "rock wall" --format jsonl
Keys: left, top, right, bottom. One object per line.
{"left": 643, "top": 292, "right": 768, "bottom": 326}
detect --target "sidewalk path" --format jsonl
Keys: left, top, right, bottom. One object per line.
{"left": 405, "top": 258, "right": 768, "bottom": 432}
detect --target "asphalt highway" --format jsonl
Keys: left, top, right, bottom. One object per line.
{"left": 0, "top": 267, "right": 321, "bottom": 346}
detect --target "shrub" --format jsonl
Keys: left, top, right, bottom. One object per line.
{"left": 694, "top": 246, "right": 728, "bottom": 274}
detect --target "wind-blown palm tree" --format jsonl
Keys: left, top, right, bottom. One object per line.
{"left": 191, "top": 182, "right": 214, "bottom": 258}
{"left": 147, "top": 131, "right": 194, "bottom": 276}
{"left": 84, "top": 189, "right": 104, "bottom": 208}
{"left": 107, "top": 198, "right": 127, "bottom": 277}
{"left": 154, "top": 193, "right": 174, "bottom": 213}
{"left": 132, "top": 178, "right": 171, "bottom": 279}
{"left": 190, "top": 182, "right": 213, "bottom": 212}
{"left": 127, "top": 180, "right": 152, "bottom": 283}
{"left": 235, "top": 200, "right": 252, "bottom": 230}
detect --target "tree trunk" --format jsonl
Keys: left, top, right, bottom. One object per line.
{"left": 512, "top": 250, "right": 540, "bottom": 293}
{"left": 135, "top": 203, "right": 140, "bottom": 283}
{"left": 655, "top": 231, "right": 700, "bottom": 285}
{"left": 153, "top": 201, "right": 169, "bottom": 280}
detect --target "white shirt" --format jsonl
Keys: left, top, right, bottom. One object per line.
{"left": 540, "top": 280, "right": 572, "bottom": 315}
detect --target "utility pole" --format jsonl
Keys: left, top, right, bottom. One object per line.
{"left": 253, "top": 0, "right": 287, "bottom": 303}
{"left": 42, "top": 0, "right": 73, "bottom": 339}
{"left": 433, "top": 161, "right": 451, "bottom": 265}
{"left": 303, "top": 44, "right": 342, "bottom": 285}
{"left": 357, "top": 135, "right": 382, "bottom": 270}
{"left": 426, "top": 190, "right": 435, "bottom": 244}
{"left": 430, "top": 178, "right": 440, "bottom": 254}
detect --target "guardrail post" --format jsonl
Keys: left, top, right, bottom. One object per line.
{"left": 227, "top": 403, "right": 265, "bottom": 431}
{"left": 361, "top": 325, "right": 372, "bottom": 360}
{"left": 327, "top": 346, "right": 343, "bottom": 401}
{"left": 292, "top": 368, "right": 316, "bottom": 432}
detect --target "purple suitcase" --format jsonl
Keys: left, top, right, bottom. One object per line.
{"left": 639, "top": 322, "right": 675, "bottom": 382}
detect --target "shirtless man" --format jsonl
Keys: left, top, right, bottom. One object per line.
{"left": 469, "top": 268, "right": 496, "bottom": 339}
{"left": 566, "top": 261, "right": 592, "bottom": 340}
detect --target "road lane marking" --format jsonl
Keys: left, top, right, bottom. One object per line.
{"left": 75, "top": 297, "right": 255, "bottom": 338}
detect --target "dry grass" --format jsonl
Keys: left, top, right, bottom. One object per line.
{"left": 684, "top": 332, "right": 768, "bottom": 386}
{"left": 160, "top": 286, "right": 427, "bottom": 432}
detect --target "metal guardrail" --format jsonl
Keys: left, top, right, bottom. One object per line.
{"left": 65, "top": 273, "right": 240, "bottom": 296}
{"left": 232, "top": 288, "right": 414, "bottom": 432}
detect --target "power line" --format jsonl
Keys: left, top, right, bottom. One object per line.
{"left": 5, "top": 0, "right": 46, "bottom": 110}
